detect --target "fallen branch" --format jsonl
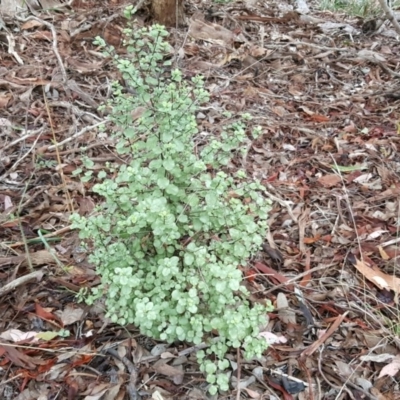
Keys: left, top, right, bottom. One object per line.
{"left": 378, "top": 0, "right": 400, "bottom": 35}
{"left": 45, "top": 120, "right": 109, "bottom": 151}
{"left": 0, "top": 269, "right": 45, "bottom": 297}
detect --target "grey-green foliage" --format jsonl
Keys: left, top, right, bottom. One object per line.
{"left": 319, "top": 0, "right": 395, "bottom": 17}
{"left": 71, "top": 22, "right": 272, "bottom": 394}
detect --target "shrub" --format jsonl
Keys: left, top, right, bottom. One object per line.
{"left": 319, "top": 0, "right": 384, "bottom": 17}
{"left": 71, "top": 21, "right": 273, "bottom": 394}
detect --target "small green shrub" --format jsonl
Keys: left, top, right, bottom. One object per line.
{"left": 71, "top": 22, "right": 272, "bottom": 394}
{"left": 319, "top": 0, "right": 397, "bottom": 18}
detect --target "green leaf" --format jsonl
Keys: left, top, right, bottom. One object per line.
{"left": 205, "top": 362, "right": 217, "bottom": 375}
{"left": 145, "top": 76, "right": 159, "bottom": 86}
{"left": 166, "top": 184, "right": 179, "bottom": 195}
{"left": 208, "top": 385, "right": 217, "bottom": 395}
{"left": 163, "top": 158, "right": 175, "bottom": 171}
{"left": 187, "top": 194, "right": 199, "bottom": 207}
{"left": 184, "top": 253, "right": 194, "bottom": 266}
{"left": 228, "top": 279, "right": 240, "bottom": 291}
{"left": 217, "top": 373, "right": 229, "bottom": 391}
{"left": 205, "top": 192, "right": 217, "bottom": 207}
{"left": 188, "top": 304, "right": 198, "bottom": 313}
{"left": 206, "top": 373, "right": 217, "bottom": 385}
{"left": 215, "top": 281, "right": 226, "bottom": 292}
{"left": 218, "top": 359, "right": 229, "bottom": 370}
{"left": 36, "top": 331, "right": 60, "bottom": 341}
{"left": 233, "top": 242, "right": 246, "bottom": 257}
{"left": 72, "top": 168, "right": 82, "bottom": 176}
{"left": 149, "top": 159, "right": 162, "bottom": 170}
{"left": 162, "top": 132, "right": 173, "bottom": 143}
{"left": 178, "top": 214, "right": 188, "bottom": 223}
{"left": 331, "top": 163, "right": 368, "bottom": 172}
{"left": 97, "top": 171, "right": 107, "bottom": 179}
{"left": 157, "top": 177, "right": 169, "bottom": 189}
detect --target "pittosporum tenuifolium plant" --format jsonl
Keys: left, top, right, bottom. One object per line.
{"left": 71, "top": 21, "right": 273, "bottom": 395}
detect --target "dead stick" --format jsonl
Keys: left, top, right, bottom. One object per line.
{"left": 0, "top": 270, "right": 45, "bottom": 297}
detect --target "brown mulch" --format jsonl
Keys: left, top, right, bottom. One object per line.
{"left": 1, "top": 0, "right": 400, "bottom": 399}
